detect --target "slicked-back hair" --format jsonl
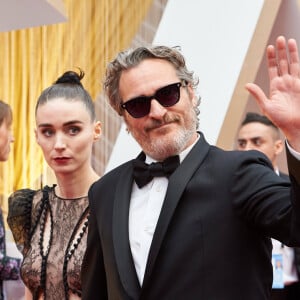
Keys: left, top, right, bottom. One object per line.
{"left": 35, "top": 70, "right": 96, "bottom": 121}
{"left": 241, "top": 112, "right": 280, "bottom": 139}
{"left": 104, "top": 45, "right": 199, "bottom": 116}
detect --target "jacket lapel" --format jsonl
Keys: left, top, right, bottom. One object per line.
{"left": 142, "top": 133, "right": 210, "bottom": 287}
{"left": 112, "top": 164, "right": 141, "bottom": 299}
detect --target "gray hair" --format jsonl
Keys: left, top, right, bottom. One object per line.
{"left": 104, "top": 45, "right": 200, "bottom": 118}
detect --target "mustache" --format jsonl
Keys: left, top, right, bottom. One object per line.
{"left": 145, "top": 113, "right": 180, "bottom": 131}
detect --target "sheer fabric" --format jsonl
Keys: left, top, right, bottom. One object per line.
{"left": 7, "top": 185, "right": 89, "bottom": 299}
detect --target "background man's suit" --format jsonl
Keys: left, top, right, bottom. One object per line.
{"left": 271, "top": 172, "right": 300, "bottom": 299}
{"left": 82, "top": 133, "right": 300, "bottom": 300}
{"left": 279, "top": 173, "right": 300, "bottom": 281}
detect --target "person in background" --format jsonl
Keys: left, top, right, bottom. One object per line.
{"left": 0, "top": 101, "right": 15, "bottom": 162}
{"left": 237, "top": 112, "right": 287, "bottom": 178}
{"left": 81, "top": 35, "right": 300, "bottom": 300}
{"left": 7, "top": 70, "right": 101, "bottom": 300}
{"left": 0, "top": 100, "right": 22, "bottom": 300}
{"left": 236, "top": 112, "right": 300, "bottom": 300}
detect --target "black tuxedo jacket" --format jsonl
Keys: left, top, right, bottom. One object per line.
{"left": 82, "top": 133, "right": 300, "bottom": 300}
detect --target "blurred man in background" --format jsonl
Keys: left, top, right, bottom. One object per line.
{"left": 236, "top": 112, "right": 300, "bottom": 300}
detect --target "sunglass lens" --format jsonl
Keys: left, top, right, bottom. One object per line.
{"left": 122, "top": 82, "right": 181, "bottom": 118}
{"left": 156, "top": 83, "right": 180, "bottom": 106}
{"left": 126, "top": 98, "right": 150, "bottom": 118}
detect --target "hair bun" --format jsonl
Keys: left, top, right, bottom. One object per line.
{"left": 55, "top": 69, "right": 85, "bottom": 87}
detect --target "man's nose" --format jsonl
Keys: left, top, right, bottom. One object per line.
{"left": 148, "top": 99, "right": 167, "bottom": 118}
{"left": 244, "top": 142, "right": 255, "bottom": 151}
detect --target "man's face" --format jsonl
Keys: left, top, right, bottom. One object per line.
{"left": 119, "top": 58, "right": 198, "bottom": 161}
{"left": 236, "top": 122, "right": 282, "bottom": 166}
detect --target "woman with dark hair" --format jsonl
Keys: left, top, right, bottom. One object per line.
{"left": 7, "top": 71, "right": 101, "bottom": 300}
{"left": 0, "top": 100, "right": 21, "bottom": 300}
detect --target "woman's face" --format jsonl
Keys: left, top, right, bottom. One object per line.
{"left": 35, "top": 98, "right": 101, "bottom": 176}
{"left": 0, "top": 118, "right": 14, "bottom": 161}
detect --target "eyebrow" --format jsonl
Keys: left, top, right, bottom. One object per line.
{"left": 38, "top": 120, "right": 84, "bottom": 128}
{"left": 237, "top": 136, "right": 262, "bottom": 141}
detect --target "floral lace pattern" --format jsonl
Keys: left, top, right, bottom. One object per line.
{"left": 7, "top": 186, "right": 89, "bottom": 300}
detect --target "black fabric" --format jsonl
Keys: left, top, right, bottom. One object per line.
{"left": 132, "top": 154, "right": 180, "bottom": 188}
{"left": 271, "top": 282, "right": 300, "bottom": 300}
{"left": 82, "top": 133, "right": 300, "bottom": 300}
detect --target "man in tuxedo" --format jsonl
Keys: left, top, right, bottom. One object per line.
{"left": 82, "top": 36, "right": 300, "bottom": 300}
{"left": 236, "top": 112, "right": 300, "bottom": 300}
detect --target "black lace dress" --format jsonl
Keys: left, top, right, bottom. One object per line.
{"left": 7, "top": 185, "right": 89, "bottom": 300}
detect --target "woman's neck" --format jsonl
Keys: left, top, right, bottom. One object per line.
{"left": 54, "top": 169, "right": 99, "bottom": 199}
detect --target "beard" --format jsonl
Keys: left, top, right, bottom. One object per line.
{"left": 146, "top": 127, "right": 195, "bottom": 160}
{"left": 128, "top": 109, "right": 198, "bottom": 161}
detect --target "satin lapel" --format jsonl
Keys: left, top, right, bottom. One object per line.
{"left": 112, "top": 163, "right": 141, "bottom": 299}
{"left": 142, "top": 133, "right": 210, "bottom": 287}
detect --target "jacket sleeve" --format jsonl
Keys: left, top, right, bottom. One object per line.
{"left": 232, "top": 149, "right": 300, "bottom": 246}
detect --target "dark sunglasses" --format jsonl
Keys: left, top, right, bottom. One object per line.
{"left": 120, "top": 82, "right": 183, "bottom": 118}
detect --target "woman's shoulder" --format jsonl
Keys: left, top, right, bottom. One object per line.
{"left": 8, "top": 188, "right": 40, "bottom": 217}
{"left": 9, "top": 185, "right": 54, "bottom": 206}
{"left": 9, "top": 188, "right": 37, "bottom": 202}
{"left": 8, "top": 185, "right": 56, "bottom": 218}
{"left": 7, "top": 185, "right": 55, "bottom": 254}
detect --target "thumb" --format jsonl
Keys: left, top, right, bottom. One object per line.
{"left": 245, "top": 83, "right": 268, "bottom": 110}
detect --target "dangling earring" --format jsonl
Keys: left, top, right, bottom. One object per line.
{"left": 126, "top": 127, "right": 130, "bottom": 134}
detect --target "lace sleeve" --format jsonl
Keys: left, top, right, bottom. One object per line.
{"left": 7, "top": 189, "right": 35, "bottom": 255}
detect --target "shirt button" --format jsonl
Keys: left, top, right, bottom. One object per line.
{"left": 144, "top": 224, "right": 154, "bottom": 233}
{"left": 156, "top": 185, "right": 162, "bottom": 192}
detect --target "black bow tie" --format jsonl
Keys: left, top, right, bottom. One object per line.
{"left": 132, "top": 154, "right": 180, "bottom": 188}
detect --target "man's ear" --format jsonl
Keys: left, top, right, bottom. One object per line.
{"left": 274, "top": 139, "right": 284, "bottom": 155}
{"left": 186, "top": 84, "right": 197, "bottom": 106}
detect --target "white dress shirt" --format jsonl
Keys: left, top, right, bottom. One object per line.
{"left": 128, "top": 137, "right": 199, "bottom": 285}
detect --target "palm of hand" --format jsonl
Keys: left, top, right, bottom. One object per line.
{"left": 268, "top": 74, "right": 300, "bottom": 135}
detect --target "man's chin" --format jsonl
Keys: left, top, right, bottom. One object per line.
{"left": 148, "top": 123, "right": 176, "bottom": 136}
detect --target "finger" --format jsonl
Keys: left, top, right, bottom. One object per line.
{"left": 245, "top": 83, "right": 267, "bottom": 111}
{"left": 288, "top": 38, "right": 300, "bottom": 76}
{"left": 276, "top": 36, "right": 289, "bottom": 76}
{"left": 267, "top": 45, "right": 279, "bottom": 80}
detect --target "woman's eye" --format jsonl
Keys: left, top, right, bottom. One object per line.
{"left": 68, "top": 127, "right": 80, "bottom": 135}
{"left": 41, "top": 129, "right": 54, "bottom": 137}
